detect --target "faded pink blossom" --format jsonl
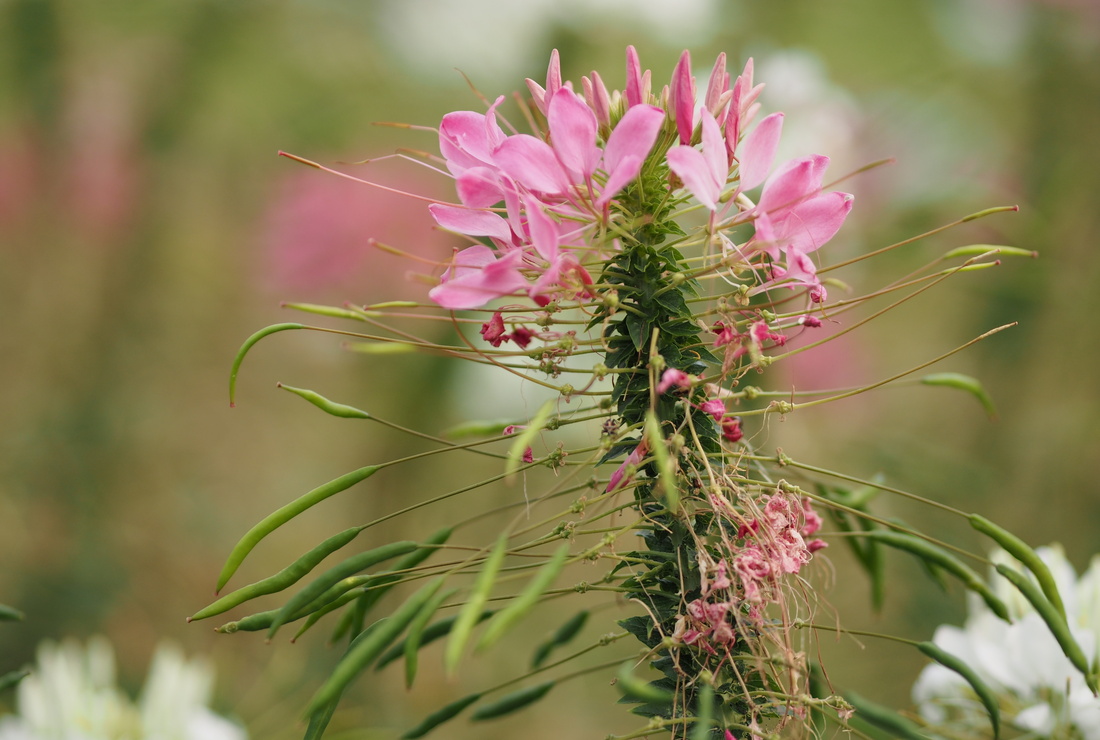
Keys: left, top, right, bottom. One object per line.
{"left": 721, "top": 417, "right": 743, "bottom": 443}
{"left": 698, "top": 399, "right": 726, "bottom": 422}
{"left": 481, "top": 311, "right": 507, "bottom": 346}
{"left": 606, "top": 439, "right": 649, "bottom": 493}
{"left": 657, "top": 368, "right": 693, "bottom": 394}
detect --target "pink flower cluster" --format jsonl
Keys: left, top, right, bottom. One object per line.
{"left": 427, "top": 47, "right": 854, "bottom": 314}
{"left": 734, "top": 493, "right": 826, "bottom": 604}
{"left": 676, "top": 560, "right": 737, "bottom": 652}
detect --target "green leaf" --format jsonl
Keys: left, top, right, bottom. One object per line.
{"left": 920, "top": 373, "right": 996, "bottom": 419}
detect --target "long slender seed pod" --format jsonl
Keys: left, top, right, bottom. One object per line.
{"left": 531, "top": 610, "right": 590, "bottom": 668}
{"left": 0, "top": 605, "right": 23, "bottom": 622}
{"left": 376, "top": 610, "right": 496, "bottom": 670}
{"left": 843, "top": 692, "right": 927, "bottom": 740}
{"left": 216, "top": 465, "right": 382, "bottom": 592}
{"left": 401, "top": 693, "right": 483, "bottom": 739}
{"left": 0, "top": 669, "right": 30, "bottom": 693}
{"left": 688, "top": 681, "right": 714, "bottom": 740}
{"left": 192, "top": 526, "right": 365, "bottom": 621}
{"left": 268, "top": 541, "right": 418, "bottom": 638}
{"left": 616, "top": 662, "right": 675, "bottom": 704}
{"left": 476, "top": 544, "right": 570, "bottom": 651}
{"left": 445, "top": 532, "right": 508, "bottom": 675}
{"left": 970, "top": 514, "right": 1066, "bottom": 619}
{"left": 228, "top": 323, "right": 305, "bottom": 406}
{"left": 864, "top": 530, "right": 1010, "bottom": 621}
{"left": 994, "top": 563, "right": 1097, "bottom": 692}
{"left": 917, "top": 642, "right": 1000, "bottom": 739}
{"left": 470, "top": 681, "right": 556, "bottom": 721}
{"left": 277, "top": 383, "right": 371, "bottom": 419}
{"left": 304, "top": 578, "right": 445, "bottom": 718}
{"left": 405, "top": 587, "right": 457, "bottom": 688}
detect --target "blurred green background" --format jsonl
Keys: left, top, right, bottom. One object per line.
{"left": 1, "top": 0, "right": 1098, "bottom": 737}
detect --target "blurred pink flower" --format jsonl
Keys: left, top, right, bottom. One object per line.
{"left": 260, "top": 164, "right": 455, "bottom": 300}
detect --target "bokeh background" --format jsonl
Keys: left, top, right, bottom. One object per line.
{"left": 1, "top": 0, "right": 1098, "bottom": 737}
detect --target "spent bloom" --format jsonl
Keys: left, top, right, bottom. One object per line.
{"left": 0, "top": 637, "right": 247, "bottom": 740}
{"left": 914, "top": 545, "right": 1100, "bottom": 738}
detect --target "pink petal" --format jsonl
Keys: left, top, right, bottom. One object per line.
{"left": 668, "top": 146, "right": 719, "bottom": 211}
{"left": 670, "top": 50, "right": 695, "bottom": 145}
{"left": 455, "top": 167, "right": 504, "bottom": 208}
{"left": 704, "top": 52, "right": 729, "bottom": 116}
{"left": 429, "top": 203, "right": 511, "bottom": 242}
{"left": 597, "top": 154, "right": 642, "bottom": 208}
{"left": 547, "top": 87, "right": 600, "bottom": 183}
{"left": 494, "top": 135, "right": 570, "bottom": 195}
{"left": 700, "top": 109, "right": 727, "bottom": 188}
{"left": 603, "top": 104, "right": 665, "bottom": 175}
{"left": 738, "top": 112, "right": 783, "bottom": 191}
{"left": 625, "top": 46, "right": 644, "bottom": 108}
{"left": 439, "top": 111, "right": 495, "bottom": 174}
{"left": 429, "top": 247, "right": 527, "bottom": 310}
{"left": 525, "top": 198, "right": 560, "bottom": 262}
{"left": 757, "top": 155, "right": 830, "bottom": 214}
{"left": 780, "top": 191, "right": 854, "bottom": 254}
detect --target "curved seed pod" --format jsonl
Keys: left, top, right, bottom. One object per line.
{"left": 470, "top": 681, "right": 556, "bottom": 721}
{"left": 917, "top": 642, "right": 1000, "bottom": 738}
{"left": 302, "top": 698, "right": 338, "bottom": 740}
{"left": 304, "top": 578, "right": 445, "bottom": 718}
{"left": 376, "top": 610, "right": 496, "bottom": 670}
{"left": 0, "top": 669, "right": 30, "bottom": 693}
{"left": 688, "top": 681, "right": 713, "bottom": 740}
{"left": 616, "top": 662, "right": 675, "bottom": 704}
{"left": 268, "top": 541, "right": 418, "bottom": 638}
{"left": 844, "top": 692, "right": 927, "bottom": 740}
{"left": 0, "top": 604, "right": 23, "bottom": 622}
{"left": 864, "top": 530, "right": 1010, "bottom": 621}
{"left": 192, "top": 526, "right": 365, "bottom": 622}
{"left": 401, "top": 692, "right": 483, "bottom": 739}
{"left": 919, "top": 373, "right": 996, "bottom": 419}
{"left": 405, "top": 587, "right": 457, "bottom": 688}
{"left": 282, "top": 303, "right": 369, "bottom": 321}
{"left": 970, "top": 514, "right": 1066, "bottom": 619}
{"left": 277, "top": 383, "right": 371, "bottom": 419}
{"left": 994, "top": 563, "right": 1097, "bottom": 692}
{"left": 445, "top": 532, "right": 508, "bottom": 675}
{"left": 228, "top": 322, "right": 304, "bottom": 406}
{"left": 476, "top": 544, "right": 569, "bottom": 651}
{"left": 531, "top": 610, "right": 589, "bottom": 668}
{"left": 216, "top": 465, "right": 382, "bottom": 592}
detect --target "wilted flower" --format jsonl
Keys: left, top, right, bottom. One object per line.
{"left": 0, "top": 637, "right": 246, "bottom": 740}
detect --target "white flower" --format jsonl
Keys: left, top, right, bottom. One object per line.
{"left": 913, "top": 545, "right": 1100, "bottom": 739}
{"left": 0, "top": 637, "right": 247, "bottom": 740}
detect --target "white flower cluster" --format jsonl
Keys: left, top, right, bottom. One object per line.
{"left": 914, "top": 545, "right": 1100, "bottom": 738}
{"left": 0, "top": 637, "right": 246, "bottom": 740}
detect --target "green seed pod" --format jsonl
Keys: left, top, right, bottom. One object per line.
{"left": 228, "top": 322, "right": 304, "bottom": 406}
{"left": 0, "top": 669, "right": 30, "bottom": 693}
{"left": 277, "top": 383, "right": 371, "bottom": 419}
{"left": 919, "top": 373, "right": 996, "bottom": 419}
{"left": 994, "top": 563, "right": 1096, "bottom": 692}
{"left": 405, "top": 587, "right": 457, "bottom": 688}
{"left": 0, "top": 604, "right": 24, "bottom": 622}
{"left": 470, "top": 681, "right": 555, "bottom": 721}
{"left": 476, "top": 543, "right": 569, "bottom": 652}
{"left": 688, "top": 681, "right": 713, "bottom": 740}
{"left": 616, "top": 662, "right": 675, "bottom": 705}
{"left": 865, "top": 530, "right": 1010, "bottom": 621}
{"left": 216, "top": 465, "right": 382, "bottom": 593}
{"left": 401, "top": 692, "right": 483, "bottom": 739}
{"left": 917, "top": 642, "right": 1000, "bottom": 738}
{"left": 376, "top": 610, "right": 495, "bottom": 670}
{"left": 531, "top": 610, "right": 589, "bottom": 668}
{"left": 268, "top": 540, "right": 418, "bottom": 638}
{"left": 191, "top": 525, "right": 365, "bottom": 622}
{"left": 304, "top": 578, "right": 445, "bottom": 718}
{"left": 445, "top": 532, "right": 508, "bottom": 675}
{"left": 843, "top": 691, "right": 927, "bottom": 740}
{"left": 970, "top": 514, "right": 1066, "bottom": 619}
